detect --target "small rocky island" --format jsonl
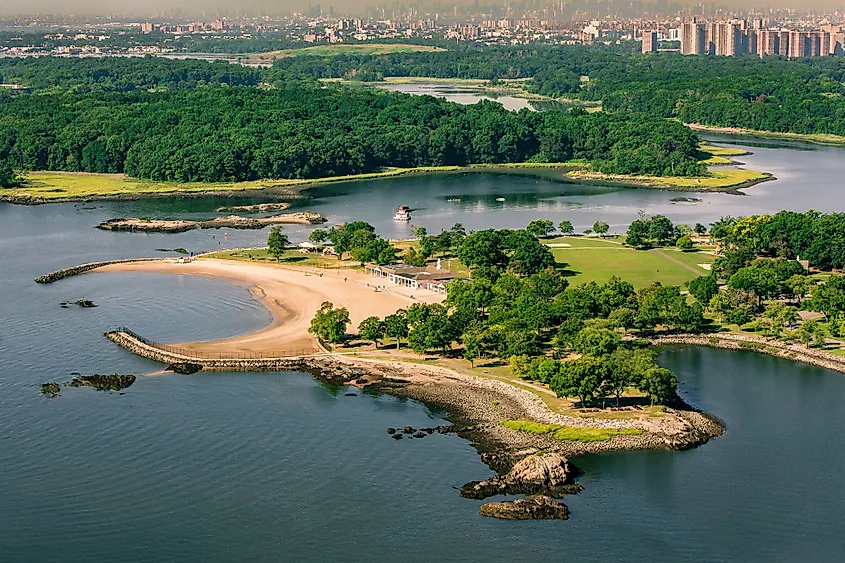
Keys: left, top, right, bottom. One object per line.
{"left": 41, "top": 374, "right": 137, "bottom": 396}
{"left": 97, "top": 212, "right": 325, "bottom": 233}
{"left": 461, "top": 452, "right": 581, "bottom": 520}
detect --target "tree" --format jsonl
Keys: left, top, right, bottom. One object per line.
{"left": 526, "top": 219, "right": 555, "bottom": 238}
{"left": 308, "top": 301, "right": 350, "bottom": 344}
{"left": 309, "top": 229, "right": 329, "bottom": 244}
{"left": 450, "top": 223, "right": 467, "bottom": 245}
{"left": 709, "top": 287, "right": 758, "bottom": 326}
{"left": 648, "top": 215, "right": 675, "bottom": 245}
{"left": 550, "top": 355, "right": 608, "bottom": 407}
{"left": 572, "top": 327, "right": 621, "bottom": 356}
{"left": 694, "top": 223, "right": 707, "bottom": 236}
{"left": 458, "top": 229, "right": 507, "bottom": 270}
{"left": 407, "top": 303, "right": 455, "bottom": 354}
{"left": 504, "top": 230, "right": 556, "bottom": 275}
{"left": 404, "top": 247, "right": 428, "bottom": 267}
{"left": 688, "top": 274, "right": 718, "bottom": 304}
{"left": 267, "top": 226, "right": 289, "bottom": 261}
{"left": 383, "top": 311, "right": 409, "bottom": 349}
{"left": 606, "top": 348, "right": 656, "bottom": 405}
{"left": 462, "top": 328, "right": 482, "bottom": 367}
{"left": 558, "top": 220, "right": 575, "bottom": 236}
{"left": 639, "top": 367, "right": 678, "bottom": 406}
{"left": 809, "top": 275, "right": 845, "bottom": 319}
{"left": 592, "top": 220, "right": 610, "bottom": 236}
{"left": 676, "top": 235, "right": 694, "bottom": 251}
{"left": 358, "top": 316, "right": 385, "bottom": 348}
{"left": 0, "top": 157, "right": 18, "bottom": 188}
{"left": 626, "top": 219, "right": 648, "bottom": 247}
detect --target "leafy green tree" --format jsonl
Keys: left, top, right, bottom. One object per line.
{"left": 592, "top": 220, "right": 609, "bottom": 236}
{"left": 308, "top": 229, "right": 329, "bottom": 244}
{"left": 509, "top": 354, "right": 532, "bottom": 379}
{"left": 358, "top": 316, "right": 385, "bottom": 348}
{"left": 458, "top": 229, "right": 507, "bottom": 270}
{"left": 572, "top": 327, "right": 622, "bottom": 356}
{"left": 688, "top": 274, "right": 718, "bottom": 304}
{"left": 558, "top": 220, "right": 575, "bottom": 236}
{"left": 383, "top": 311, "right": 409, "bottom": 349}
{"left": 809, "top": 275, "right": 845, "bottom": 319}
{"left": 0, "top": 157, "right": 18, "bottom": 188}
{"left": 694, "top": 223, "right": 707, "bottom": 236}
{"left": 626, "top": 219, "right": 648, "bottom": 247}
{"left": 461, "top": 327, "right": 483, "bottom": 367}
{"left": 550, "top": 355, "right": 608, "bottom": 407}
{"left": 606, "top": 348, "right": 656, "bottom": 405}
{"left": 607, "top": 307, "right": 636, "bottom": 330}
{"left": 308, "top": 301, "right": 350, "bottom": 344}
{"left": 504, "top": 230, "right": 556, "bottom": 275}
{"left": 403, "top": 247, "right": 428, "bottom": 267}
{"left": 784, "top": 274, "right": 813, "bottom": 304}
{"left": 526, "top": 219, "right": 555, "bottom": 238}
{"left": 639, "top": 367, "right": 678, "bottom": 406}
{"left": 709, "top": 287, "right": 758, "bottom": 326}
{"left": 450, "top": 223, "right": 467, "bottom": 245}
{"left": 647, "top": 215, "right": 675, "bottom": 245}
{"left": 407, "top": 303, "right": 455, "bottom": 354}
{"left": 267, "top": 226, "right": 289, "bottom": 261}
{"left": 676, "top": 235, "right": 694, "bottom": 251}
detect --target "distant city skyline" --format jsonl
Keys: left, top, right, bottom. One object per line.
{"left": 3, "top": 1, "right": 845, "bottom": 18}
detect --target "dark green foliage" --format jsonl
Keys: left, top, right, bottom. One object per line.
{"left": 267, "top": 226, "right": 288, "bottom": 260}
{"left": 0, "top": 61, "right": 704, "bottom": 183}
{"left": 358, "top": 316, "right": 385, "bottom": 348}
{"left": 809, "top": 275, "right": 845, "bottom": 319}
{"left": 0, "top": 156, "right": 18, "bottom": 188}
{"left": 688, "top": 274, "right": 719, "bottom": 304}
{"left": 526, "top": 219, "right": 555, "bottom": 237}
{"left": 308, "top": 301, "right": 351, "bottom": 344}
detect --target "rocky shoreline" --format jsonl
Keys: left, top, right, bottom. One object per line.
{"left": 97, "top": 212, "right": 326, "bottom": 233}
{"left": 653, "top": 333, "right": 845, "bottom": 373}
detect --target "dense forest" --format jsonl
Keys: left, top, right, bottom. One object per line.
{"left": 0, "top": 84, "right": 703, "bottom": 183}
{"left": 260, "top": 45, "right": 845, "bottom": 136}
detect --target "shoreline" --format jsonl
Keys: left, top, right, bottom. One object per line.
{"left": 40, "top": 257, "right": 726, "bottom": 473}
{"left": 688, "top": 123, "right": 845, "bottom": 147}
{"left": 2, "top": 159, "right": 770, "bottom": 205}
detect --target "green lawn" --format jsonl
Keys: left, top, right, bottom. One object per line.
{"left": 501, "top": 420, "right": 643, "bottom": 442}
{"left": 205, "top": 248, "right": 359, "bottom": 269}
{"left": 548, "top": 237, "right": 713, "bottom": 288}
{"left": 260, "top": 43, "right": 444, "bottom": 58}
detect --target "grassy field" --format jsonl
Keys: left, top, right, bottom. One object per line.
{"left": 547, "top": 236, "right": 714, "bottom": 288}
{"left": 687, "top": 124, "right": 845, "bottom": 147}
{"left": 567, "top": 168, "right": 771, "bottom": 190}
{"left": 699, "top": 143, "right": 750, "bottom": 157}
{"left": 501, "top": 419, "right": 643, "bottom": 442}
{"left": 204, "top": 248, "right": 358, "bottom": 269}
{"left": 255, "top": 44, "right": 444, "bottom": 59}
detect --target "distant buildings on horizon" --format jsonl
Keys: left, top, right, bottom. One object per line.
{"left": 643, "top": 19, "right": 845, "bottom": 57}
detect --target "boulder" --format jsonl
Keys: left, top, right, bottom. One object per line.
{"left": 461, "top": 453, "right": 581, "bottom": 500}
{"left": 167, "top": 362, "right": 203, "bottom": 375}
{"left": 479, "top": 496, "right": 569, "bottom": 520}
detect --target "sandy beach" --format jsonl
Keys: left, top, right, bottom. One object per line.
{"left": 96, "top": 258, "right": 443, "bottom": 356}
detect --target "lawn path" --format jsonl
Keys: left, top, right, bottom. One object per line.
{"left": 650, "top": 250, "right": 705, "bottom": 276}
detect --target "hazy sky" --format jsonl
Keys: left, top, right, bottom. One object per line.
{"left": 1, "top": 0, "right": 843, "bottom": 17}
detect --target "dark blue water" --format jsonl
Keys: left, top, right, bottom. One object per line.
{"left": 2, "top": 141, "right": 845, "bottom": 561}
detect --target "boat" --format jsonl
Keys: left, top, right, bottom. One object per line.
{"left": 446, "top": 198, "right": 461, "bottom": 203}
{"left": 393, "top": 205, "right": 412, "bottom": 221}
{"left": 495, "top": 197, "right": 506, "bottom": 202}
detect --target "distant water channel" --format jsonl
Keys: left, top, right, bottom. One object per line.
{"left": 2, "top": 101, "right": 845, "bottom": 560}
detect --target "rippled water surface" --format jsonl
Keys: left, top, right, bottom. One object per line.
{"left": 2, "top": 135, "right": 845, "bottom": 561}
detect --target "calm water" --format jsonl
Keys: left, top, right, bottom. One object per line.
{"left": 2, "top": 137, "right": 845, "bottom": 561}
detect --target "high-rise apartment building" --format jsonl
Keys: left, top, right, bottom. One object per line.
{"left": 759, "top": 30, "right": 778, "bottom": 57}
{"left": 715, "top": 22, "right": 742, "bottom": 56}
{"left": 681, "top": 22, "right": 705, "bottom": 55}
{"left": 778, "top": 31, "right": 791, "bottom": 56}
{"left": 789, "top": 31, "right": 808, "bottom": 58}
{"left": 642, "top": 31, "right": 658, "bottom": 54}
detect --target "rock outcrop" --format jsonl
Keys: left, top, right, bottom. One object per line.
{"left": 461, "top": 452, "right": 582, "bottom": 499}
{"left": 479, "top": 496, "right": 569, "bottom": 520}
{"left": 167, "top": 362, "right": 203, "bottom": 375}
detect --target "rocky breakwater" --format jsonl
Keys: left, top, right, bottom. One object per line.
{"left": 479, "top": 496, "right": 570, "bottom": 520}
{"left": 35, "top": 258, "right": 164, "bottom": 284}
{"left": 97, "top": 212, "right": 326, "bottom": 234}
